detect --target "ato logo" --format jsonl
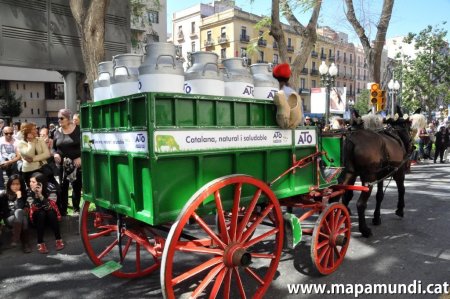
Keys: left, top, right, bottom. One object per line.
{"left": 297, "top": 131, "right": 313, "bottom": 145}
{"left": 273, "top": 131, "right": 283, "bottom": 144}
{"left": 243, "top": 85, "right": 254, "bottom": 96}
{"left": 135, "top": 133, "right": 146, "bottom": 149}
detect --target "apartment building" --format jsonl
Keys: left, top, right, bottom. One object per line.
{"left": 173, "top": 2, "right": 364, "bottom": 112}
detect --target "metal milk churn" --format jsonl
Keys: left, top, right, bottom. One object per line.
{"left": 250, "top": 63, "right": 279, "bottom": 100}
{"left": 222, "top": 58, "right": 254, "bottom": 98}
{"left": 110, "top": 54, "right": 143, "bottom": 98}
{"left": 93, "top": 61, "right": 113, "bottom": 101}
{"left": 138, "top": 42, "right": 185, "bottom": 93}
{"left": 184, "top": 51, "right": 224, "bottom": 96}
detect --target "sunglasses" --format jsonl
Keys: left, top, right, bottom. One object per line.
{"left": 58, "top": 117, "right": 65, "bottom": 120}
{"left": 4, "top": 133, "right": 13, "bottom": 135}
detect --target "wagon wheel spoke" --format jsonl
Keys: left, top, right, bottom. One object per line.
{"left": 244, "top": 267, "right": 265, "bottom": 286}
{"left": 88, "top": 226, "right": 116, "bottom": 239}
{"left": 237, "top": 189, "right": 262, "bottom": 237}
{"left": 251, "top": 253, "right": 276, "bottom": 259}
{"left": 223, "top": 267, "right": 232, "bottom": 298}
{"left": 172, "top": 256, "right": 222, "bottom": 286}
{"left": 230, "top": 183, "right": 243, "bottom": 241}
{"left": 191, "top": 264, "right": 224, "bottom": 298}
{"left": 97, "top": 238, "right": 119, "bottom": 260}
{"left": 192, "top": 212, "right": 227, "bottom": 249}
{"left": 214, "top": 191, "right": 230, "bottom": 244}
{"left": 174, "top": 244, "right": 224, "bottom": 256}
{"left": 334, "top": 209, "right": 342, "bottom": 228}
{"left": 321, "top": 247, "right": 332, "bottom": 268}
{"left": 241, "top": 203, "right": 274, "bottom": 242}
{"left": 316, "top": 239, "right": 329, "bottom": 251}
{"left": 121, "top": 236, "right": 133, "bottom": 260}
{"left": 209, "top": 268, "right": 228, "bottom": 299}
{"left": 244, "top": 228, "right": 279, "bottom": 248}
{"left": 233, "top": 268, "right": 247, "bottom": 299}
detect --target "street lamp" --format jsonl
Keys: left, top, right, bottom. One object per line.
{"left": 388, "top": 79, "right": 400, "bottom": 115}
{"left": 319, "top": 61, "right": 338, "bottom": 124}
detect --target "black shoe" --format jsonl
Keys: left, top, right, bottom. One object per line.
{"left": 434, "top": 160, "right": 437, "bottom": 163}
{"left": 440, "top": 160, "right": 445, "bottom": 163}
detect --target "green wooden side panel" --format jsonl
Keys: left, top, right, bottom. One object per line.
{"left": 81, "top": 92, "right": 341, "bottom": 226}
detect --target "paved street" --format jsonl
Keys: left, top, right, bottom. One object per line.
{"left": 0, "top": 160, "right": 449, "bottom": 298}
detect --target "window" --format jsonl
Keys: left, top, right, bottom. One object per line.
{"left": 344, "top": 53, "right": 347, "bottom": 61}
{"left": 191, "top": 42, "right": 195, "bottom": 52}
{"left": 312, "top": 80, "right": 316, "bottom": 88}
{"left": 240, "top": 48, "right": 247, "bottom": 57}
{"left": 30, "top": 92, "right": 33, "bottom": 98}
{"left": 23, "top": 84, "right": 26, "bottom": 89}
{"left": 37, "top": 92, "right": 39, "bottom": 98}
{"left": 207, "top": 31, "right": 212, "bottom": 41}
{"left": 31, "top": 108, "right": 34, "bottom": 115}
{"left": 350, "top": 54, "right": 353, "bottom": 63}
{"left": 38, "top": 108, "right": 40, "bottom": 115}
{"left": 259, "top": 51, "right": 264, "bottom": 62}
{"left": 16, "top": 83, "right": 19, "bottom": 90}
{"left": 221, "top": 27, "right": 226, "bottom": 38}
{"left": 24, "top": 101, "right": 27, "bottom": 108}
{"left": 147, "top": 10, "right": 159, "bottom": 24}
{"left": 221, "top": 48, "right": 226, "bottom": 59}
{"left": 350, "top": 84, "right": 353, "bottom": 94}
{"left": 301, "top": 78, "right": 306, "bottom": 89}
{"left": 191, "top": 22, "right": 195, "bottom": 34}
{"left": 288, "top": 38, "right": 292, "bottom": 47}
{"left": 329, "top": 49, "right": 332, "bottom": 57}
{"left": 321, "top": 47, "right": 324, "bottom": 55}
{"left": 337, "top": 50, "right": 340, "bottom": 58}
{"left": 273, "top": 54, "right": 278, "bottom": 64}
{"left": 241, "top": 26, "right": 246, "bottom": 37}
{"left": 344, "top": 66, "right": 347, "bottom": 75}
{"left": 312, "top": 61, "right": 316, "bottom": 70}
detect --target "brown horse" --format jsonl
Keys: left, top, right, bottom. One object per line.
{"left": 341, "top": 110, "right": 419, "bottom": 237}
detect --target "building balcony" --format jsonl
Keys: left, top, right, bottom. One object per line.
{"left": 257, "top": 39, "right": 267, "bottom": 47}
{"left": 320, "top": 54, "right": 327, "bottom": 60}
{"left": 287, "top": 45, "right": 294, "bottom": 52}
{"left": 218, "top": 36, "right": 229, "bottom": 44}
{"left": 190, "top": 31, "right": 198, "bottom": 39}
{"left": 310, "top": 69, "right": 319, "bottom": 76}
{"left": 204, "top": 39, "right": 214, "bottom": 47}
{"left": 301, "top": 68, "right": 308, "bottom": 75}
{"left": 311, "top": 51, "right": 318, "bottom": 58}
{"left": 177, "top": 32, "right": 184, "bottom": 41}
{"left": 328, "top": 55, "right": 335, "bottom": 62}
{"left": 240, "top": 35, "right": 250, "bottom": 43}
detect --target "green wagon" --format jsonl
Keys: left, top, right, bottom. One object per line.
{"left": 80, "top": 92, "right": 364, "bottom": 298}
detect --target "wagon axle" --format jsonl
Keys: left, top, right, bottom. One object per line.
{"left": 223, "top": 243, "right": 252, "bottom": 267}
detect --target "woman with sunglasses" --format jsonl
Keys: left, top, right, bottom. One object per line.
{"left": 53, "top": 109, "right": 82, "bottom": 216}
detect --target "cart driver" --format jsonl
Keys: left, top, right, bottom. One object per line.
{"left": 272, "top": 63, "right": 303, "bottom": 129}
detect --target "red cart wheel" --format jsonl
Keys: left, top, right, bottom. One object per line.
{"left": 310, "top": 202, "right": 351, "bottom": 275}
{"left": 80, "top": 201, "right": 162, "bottom": 278}
{"left": 161, "top": 174, "right": 283, "bottom": 298}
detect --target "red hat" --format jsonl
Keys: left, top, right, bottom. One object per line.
{"left": 273, "top": 63, "right": 291, "bottom": 80}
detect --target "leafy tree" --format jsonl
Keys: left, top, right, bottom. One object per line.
{"left": 396, "top": 23, "right": 450, "bottom": 117}
{"left": 354, "top": 89, "right": 370, "bottom": 114}
{"left": 0, "top": 89, "right": 22, "bottom": 124}
{"left": 344, "top": 0, "right": 394, "bottom": 83}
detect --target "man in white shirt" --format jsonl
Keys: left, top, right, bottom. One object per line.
{"left": 0, "top": 126, "right": 21, "bottom": 189}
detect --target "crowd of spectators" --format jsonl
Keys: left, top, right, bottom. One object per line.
{"left": 0, "top": 108, "right": 81, "bottom": 254}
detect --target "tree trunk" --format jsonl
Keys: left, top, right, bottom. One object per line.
{"left": 344, "top": 0, "right": 394, "bottom": 83}
{"left": 70, "top": 0, "right": 109, "bottom": 99}
{"left": 270, "top": 0, "right": 322, "bottom": 92}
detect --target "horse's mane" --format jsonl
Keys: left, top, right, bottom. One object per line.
{"left": 361, "top": 114, "right": 384, "bottom": 130}
{"left": 409, "top": 113, "right": 427, "bottom": 130}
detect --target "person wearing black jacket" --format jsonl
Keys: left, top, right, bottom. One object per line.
{"left": 0, "top": 174, "right": 32, "bottom": 253}
{"left": 434, "top": 126, "right": 449, "bottom": 163}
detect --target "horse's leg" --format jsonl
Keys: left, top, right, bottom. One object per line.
{"left": 341, "top": 173, "right": 357, "bottom": 215}
{"left": 394, "top": 171, "right": 405, "bottom": 217}
{"left": 356, "top": 183, "right": 373, "bottom": 237}
{"left": 372, "top": 180, "right": 384, "bottom": 225}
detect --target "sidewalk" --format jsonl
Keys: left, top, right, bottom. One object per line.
{"left": 0, "top": 214, "right": 80, "bottom": 257}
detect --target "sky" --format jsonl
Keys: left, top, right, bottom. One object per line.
{"left": 166, "top": 0, "right": 450, "bottom": 43}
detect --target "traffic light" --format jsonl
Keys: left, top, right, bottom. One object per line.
{"left": 370, "top": 83, "right": 384, "bottom": 112}
{"left": 380, "top": 90, "right": 386, "bottom": 110}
